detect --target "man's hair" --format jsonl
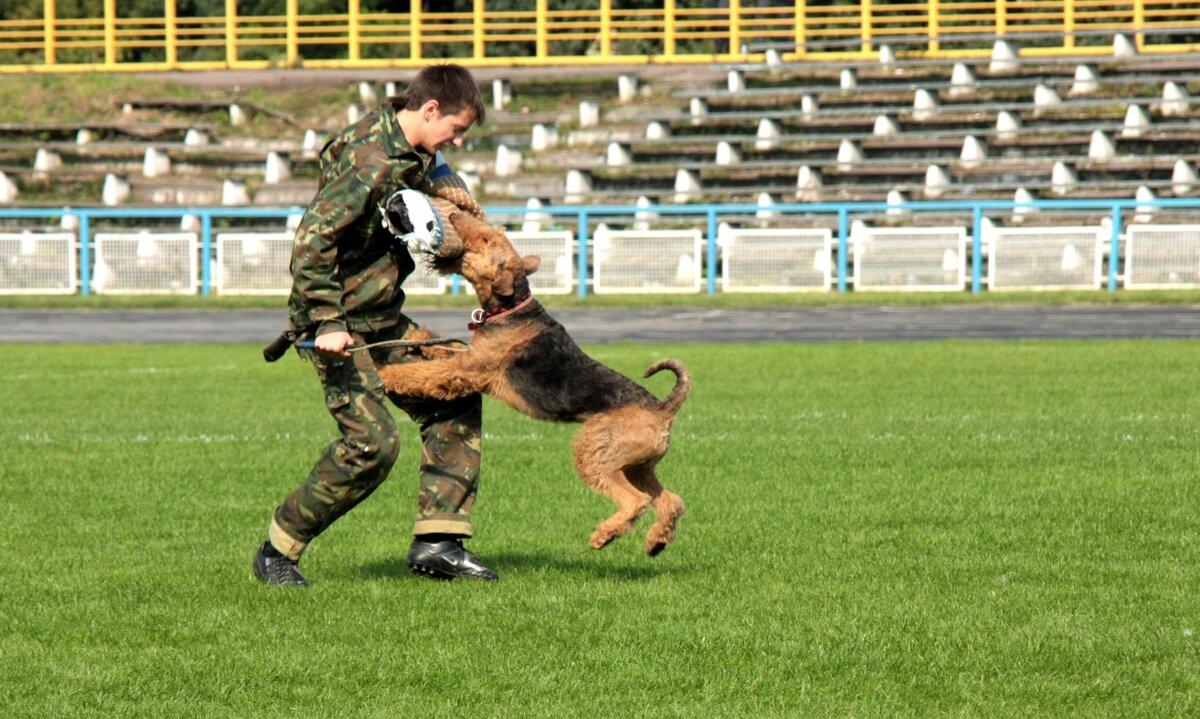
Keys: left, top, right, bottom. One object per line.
{"left": 390, "top": 63, "right": 486, "bottom": 125}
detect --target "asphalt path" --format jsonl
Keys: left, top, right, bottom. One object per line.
{"left": 3, "top": 305, "right": 1200, "bottom": 345}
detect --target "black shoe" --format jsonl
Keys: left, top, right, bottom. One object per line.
{"left": 252, "top": 541, "right": 309, "bottom": 587}
{"left": 407, "top": 537, "right": 499, "bottom": 582}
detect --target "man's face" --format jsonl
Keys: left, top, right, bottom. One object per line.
{"left": 416, "top": 102, "right": 476, "bottom": 154}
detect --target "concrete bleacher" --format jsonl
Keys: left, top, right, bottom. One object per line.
{"left": 495, "top": 48, "right": 1200, "bottom": 217}
{"left": 1, "top": 47, "right": 1197, "bottom": 223}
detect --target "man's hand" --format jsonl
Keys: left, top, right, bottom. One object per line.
{"left": 315, "top": 331, "right": 355, "bottom": 357}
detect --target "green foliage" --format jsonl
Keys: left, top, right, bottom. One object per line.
{"left": 1, "top": 340, "right": 1199, "bottom": 716}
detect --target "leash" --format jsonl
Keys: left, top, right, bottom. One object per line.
{"left": 265, "top": 294, "right": 533, "bottom": 362}
{"left": 295, "top": 337, "right": 470, "bottom": 353}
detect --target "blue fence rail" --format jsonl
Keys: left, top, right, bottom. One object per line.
{"left": 2, "top": 198, "right": 1199, "bottom": 297}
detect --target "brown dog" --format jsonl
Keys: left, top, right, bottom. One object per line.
{"left": 378, "top": 212, "right": 690, "bottom": 556}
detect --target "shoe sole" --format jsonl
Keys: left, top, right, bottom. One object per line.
{"left": 408, "top": 560, "right": 498, "bottom": 582}
{"left": 408, "top": 561, "right": 455, "bottom": 580}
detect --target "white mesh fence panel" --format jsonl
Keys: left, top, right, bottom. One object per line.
{"left": 592, "top": 229, "right": 702, "bottom": 294}
{"left": 508, "top": 231, "right": 573, "bottom": 294}
{"left": 0, "top": 232, "right": 76, "bottom": 295}
{"left": 92, "top": 232, "right": 197, "bottom": 295}
{"left": 987, "top": 226, "right": 1103, "bottom": 290}
{"left": 216, "top": 232, "right": 293, "bottom": 295}
{"left": 721, "top": 228, "right": 832, "bottom": 292}
{"left": 402, "top": 263, "right": 448, "bottom": 295}
{"left": 1125, "top": 224, "right": 1200, "bottom": 289}
{"left": 853, "top": 226, "right": 966, "bottom": 292}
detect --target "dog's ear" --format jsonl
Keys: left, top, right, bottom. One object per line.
{"left": 522, "top": 255, "right": 541, "bottom": 276}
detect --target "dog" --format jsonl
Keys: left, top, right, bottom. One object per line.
{"left": 378, "top": 211, "right": 690, "bottom": 556}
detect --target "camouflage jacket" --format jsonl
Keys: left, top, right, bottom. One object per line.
{"left": 287, "top": 107, "right": 435, "bottom": 335}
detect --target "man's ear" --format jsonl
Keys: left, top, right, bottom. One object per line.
{"left": 421, "top": 99, "right": 440, "bottom": 120}
{"left": 522, "top": 255, "right": 541, "bottom": 276}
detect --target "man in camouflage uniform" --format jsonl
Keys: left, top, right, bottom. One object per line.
{"left": 253, "top": 64, "right": 499, "bottom": 586}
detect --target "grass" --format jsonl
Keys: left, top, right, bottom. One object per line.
{"left": 1, "top": 340, "right": 1198, "bottom": 717}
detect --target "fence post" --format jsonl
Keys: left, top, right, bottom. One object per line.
{"left": 104, "top": 0, "right": 117, "bottom": 67}
{"left": 410, "top": 3, "right": 423, "bottom": 61}
{"left": 664, "top": 0, "right": 676, "bottom": 57}
{"left": 348, "top": 0, "right": 360, "bottom": 62}
{"left": 996, "top": 0, "right": 1007, "bottom": 37}
{"left": 165, "top": 0, "right": 178, "bottom": 67}
{"left": 860, "top": 0, "right": 873, "bottom": 53}
{"left": 1108, "top": 206, "right": 1122, "bottom": 292}
{"left": 43, "top": 0, "right": 57, "bottom": 66}
{"left": 78, "top": 213, "right": 91, "bottom": 297}
{"left": 1063, "top": 0, "right": 1076, "bottom": 50}
{"left": 473, "top": 0, "right": 485, "bottom": 59}
{"left": 707, "top": 208, "right": 718, "bottom": 295}
{"left": 600, "top": 0, "right": 612, "bottom": 57}
{"left": 200, "top": 212, "right": 213, "bottom": 297}
{"left": 729, "top": 0, "right": 741, "bottom": 55}
{"left": 577, "top": 210, "right": 589, "bottom": 298}
{"left": 225, "top": 0, "right": 238, "bottom": 67}
{"left": 793, "top": 0, "right": 807, "bottom": 57}
{"left": 928, "top": 0, "right": 940, "bottom": 54}
{"left": 837, "top": 207, "right": 849, "bottom": 292}
{"left": 286, "top": 0, "right": 298, "bottom": 66}
{"left": 1133, "top": 0, "right": 1145, "bottom": 50}
{"left": 971, "top": 204, "right": 983, "bottom": 293}
{"left": 536, "top": 0, "right": 548, "bottom": 59}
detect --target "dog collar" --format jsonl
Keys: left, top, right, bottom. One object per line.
{"left": 468, "top": 293, "right": 533, "bottom": 331}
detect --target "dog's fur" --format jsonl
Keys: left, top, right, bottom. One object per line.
{"left": 379, "top": 212, "right": 690, "bottom": 556}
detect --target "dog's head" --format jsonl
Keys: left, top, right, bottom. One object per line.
{"left": 437, "top": 211, "right": 540, "bottom": 309}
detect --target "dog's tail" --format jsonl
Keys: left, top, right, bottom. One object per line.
{"left": 645, "top": 359, "right": 691, "bottom": 415}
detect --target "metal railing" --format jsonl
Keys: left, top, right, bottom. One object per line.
{"left": 2, "top": 197, "right": 1199, "bottom": 297}
{"left": 2, "top": 1, "right": 1200, "bottom": 74}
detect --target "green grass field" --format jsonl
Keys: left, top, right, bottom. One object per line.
{"left": 2, "top": 340, "right": 1198, "bottom": 717}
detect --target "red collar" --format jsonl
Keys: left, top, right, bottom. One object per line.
{"left": 468, "top": 293, "right": 533, "bottom": 331}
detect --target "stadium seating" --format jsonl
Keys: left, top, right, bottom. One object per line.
{"left": 4, "top": 37, "right": 1200, "bottom": 296}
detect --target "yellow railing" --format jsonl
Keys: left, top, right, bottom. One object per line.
{"left": 2, "top": 0, "right": 1199, "bottom": 74}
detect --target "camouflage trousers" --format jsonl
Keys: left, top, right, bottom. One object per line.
{"left": 269, "top": 317, "right": 481, "bottom": 561}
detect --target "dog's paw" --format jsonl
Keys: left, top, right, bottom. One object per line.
{"left": 644, "top": 525, "right": 676, "bottom": 557}
{"left": 589, "top": 531, "right": 617, "bottom": 551}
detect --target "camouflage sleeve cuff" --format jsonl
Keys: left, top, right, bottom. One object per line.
{"left": 316, "top": 320, "right": 348, "bottom": 336}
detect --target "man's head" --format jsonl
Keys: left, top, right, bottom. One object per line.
{"left": 392, "top": 64, "right": 486, "bottom": 155}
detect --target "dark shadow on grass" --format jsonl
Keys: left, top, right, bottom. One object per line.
{"left": 357, "top": 548, "right": 689, "bottom": 582}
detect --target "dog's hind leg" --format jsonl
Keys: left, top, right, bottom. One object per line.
{"left": 573, "top": 421, "right": 651, "bottom": 550}
{"left": 626, "top": 464, "right": 685, "bottom": 557}
{"left": 585, "top": 468, "right": 652, "bottom": 550}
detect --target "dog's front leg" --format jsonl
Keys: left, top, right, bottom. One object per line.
{"left": 378, "top": 359, "right": 488, "bottom": 402}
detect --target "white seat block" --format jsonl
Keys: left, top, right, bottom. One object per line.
{"left": 1172, "top": 159, "right": 1199, "bottom": 195}
{"left": 990, "top": 40, "right": 1020, "bottom": 74}
{"left": 673, "top": 168, "right": 702, "bottom": 203}
{"left": 913, "top": 89, "right": 939, "bottom": 120}
{"left": 996, "top": 111, "right": 1022, "bottom": 140}
{"left": 715, "top": 141, "right": 742, "bottom": 166}
{"left": 1051, "top": 162, "right": 1078, "bottom": 194}
{"left": 1071, "top": 65, "right": 1100, "bottom": 95}
{"left": 579, "top": 100, "right": 600, "bottom": 128}
{"left": 1087, "top": 131, "right": 1116, "bottom": 161}
{"left": 754, "top": 118, "right": 782, "bottom": 151}
{"left": 1122, "top": 105, "right": 1152, "bottom": 138}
